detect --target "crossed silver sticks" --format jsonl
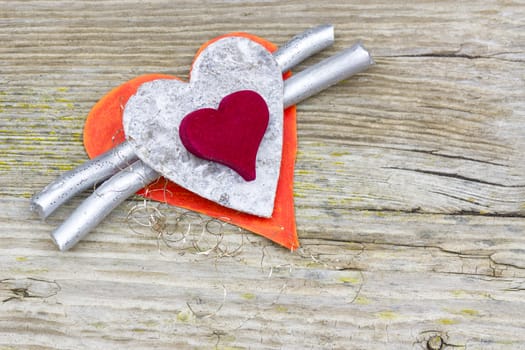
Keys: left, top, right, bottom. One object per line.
{"left": 31, "top": 25, "right": 374, "bottom": 251}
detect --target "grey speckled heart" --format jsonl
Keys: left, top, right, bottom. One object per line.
{"left": 123, "top": 37, "right": 284, "bottom": 217}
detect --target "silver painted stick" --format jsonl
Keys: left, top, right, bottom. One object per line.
{"left": 30, "top": 24, "right": 335, "bottom": 219}
{"left": 283, "top": 42, "right": 373, "bottom": 107}
{"left": 31, "top": 141, "right": 138, "bottom": 218}
{"left": 51, "top": 160, "right": 159, "bottom": 251}
{"left": 273, "top": 24, "right": 334, "bottom": 72}
{"left": 50, "top": 41, "right": 373, "bottom": 251}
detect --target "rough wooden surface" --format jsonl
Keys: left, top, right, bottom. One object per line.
{"left": 1, "top": 1, "right": 525, "bottom": 349}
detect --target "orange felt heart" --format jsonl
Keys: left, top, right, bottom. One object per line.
{"left": 83, "top": 33, "right": 298, "bottom": 250}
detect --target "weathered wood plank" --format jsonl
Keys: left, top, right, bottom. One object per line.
{"left": 2, "top": 197, "right": 525, "bottom": 348}
{"left": 1, "top": 0, "right": 525, "bottom": 349}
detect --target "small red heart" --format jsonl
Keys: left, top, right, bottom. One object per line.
{"left": 179, "top": 90, "right": 270, "bottom": 181}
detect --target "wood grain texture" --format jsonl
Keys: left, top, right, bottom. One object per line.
{"left": 1, "top": 1, "right": 525, "bottom": 349}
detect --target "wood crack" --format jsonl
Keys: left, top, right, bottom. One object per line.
{"left": 385, "top": 52, "right": 524, "bottom": 62}
{"left": 311, "top": 238, "right": 525, "bottom": 277}
{"left": 0, "top": 277, "right": 61, "bottom": 303}
{"left": 348, "top": 145, "right": 508, "bottom": 167}
{"left": 383, "top": 166, "right": 525, "bottom": 188}
{"left": 489, "top": 254, "right": 525, "bottom": 272}
{"left": 429, "top": 190, "right": 488, "bottom": 207}
{"left": 391, "top": 53, "right": 482, "bottom": 60}
{"left": 308, "top": 237, "right": 503, "bottom": 278}
{"left": 313, "top": 207, "right": 525, "bottom": 218}
{"left": 401, "top": 148, "right": 507, "bottom": 167}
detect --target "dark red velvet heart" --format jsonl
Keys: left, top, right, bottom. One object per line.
{"left": 179, "top": 90, "right": 270, "bottom": 181}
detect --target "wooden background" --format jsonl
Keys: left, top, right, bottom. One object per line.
{"left": 1, "top": 1, "right": 525, "bottom": 349}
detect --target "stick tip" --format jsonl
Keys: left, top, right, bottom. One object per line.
{"left": 50, "top": 230, "right": 72, "bottom": 252}
{"left": 353, "top": 40, "right": 375, "bottom": 65}
{"left": 29, "top": 196, "right": 46, "bottom": 219}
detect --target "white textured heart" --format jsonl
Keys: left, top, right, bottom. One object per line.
{"left": 123, "top": 37, "right": 284, "bottom": 217}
